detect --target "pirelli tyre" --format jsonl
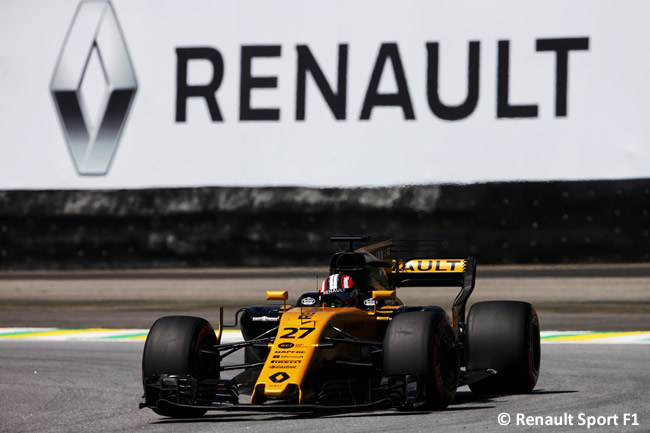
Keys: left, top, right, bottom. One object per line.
{"left": 142, "top": 316, "right": 219, "bottom": 418}
{"left": 465, "top": 301, "right": 541, "bottom": 395}
{"left": 383, "top": 310, "right": 460, "bottom": 410}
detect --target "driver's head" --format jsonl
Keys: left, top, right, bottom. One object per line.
{"left": 319, "top": 274, "right": 358, "bottom": 306}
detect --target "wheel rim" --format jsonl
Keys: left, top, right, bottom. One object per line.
{"left": 528, "top": 313, "right": 541, "bottom": 380}
{"left": 439, "top": 330, "right": 459, "bottom": 389}
{"left": 192, "top": 325, "right": 218, "bottom": 379}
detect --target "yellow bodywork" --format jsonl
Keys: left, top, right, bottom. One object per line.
{"left": 251, "top": 306, "right": 388, "bottom": 404}
{"left": 250, "top": 256, "right": 466, "bottom": 404}
{"left": 372, "top": 290, "right": 396, "bottom": 301}
{"left": 266, "top": 291, "right": 288, "bottom": 301}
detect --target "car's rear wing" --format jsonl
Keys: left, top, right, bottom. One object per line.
{"left": 352, "top": 237, "right": 475, "bottom": 289}
{"left": 389, "top": 256, "right": 476, "bottom": 336}
{"left": 330, "top": 235, "right": 477, "bottom": 334}
{"left": 351, "top": 236, "right": 477, "bottom": 334}
{"left": 389, "top": 257, "right": 476, "bottom": 290}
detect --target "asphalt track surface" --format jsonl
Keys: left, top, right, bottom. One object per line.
{"left": 1, "top": 264, "right": 650, "bottom": 330}
{"left": 0, "top": 340, "right": 648, "bottom": 433}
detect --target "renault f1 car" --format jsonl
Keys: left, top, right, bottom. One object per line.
{"left": 140, "top": 236, "right": 541, "bottom": 417}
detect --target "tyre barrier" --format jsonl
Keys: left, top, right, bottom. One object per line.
{"left": 1, "top": 178, "right": 648, "bottom": 269}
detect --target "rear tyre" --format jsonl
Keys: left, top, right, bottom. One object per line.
{"left": 142, "top": 316, "right": 218, "bottom": 418}
{"left": 466, "top": 301, "right": 541, "bottom": 395}
{"left": 383, "top": 310, "right": 459, "bottom": 410}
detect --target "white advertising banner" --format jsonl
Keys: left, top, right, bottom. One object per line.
{"left": 1, "top": 0, "right": 649, "bottom": 189}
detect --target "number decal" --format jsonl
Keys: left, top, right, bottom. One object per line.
{"left": 280, "top": 328, "right": 298, "bottom": 338}
{"left": 298, "top": 327, "right": 315, "bottom": 338}
{"left": 280, "top": 327, "right": 315, "bottom": 339}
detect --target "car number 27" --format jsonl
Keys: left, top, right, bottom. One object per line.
{"left": 279, "top": 327, "right": 315, "bottom": 339}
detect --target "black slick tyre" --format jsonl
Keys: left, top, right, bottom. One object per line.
{"left": 142, "top": 316, "right": 218, "bottom": 418}
{"left": 383, "top": 310, "right": 460, "bottom": 410}
{"left": 466, "top": 301, "right": 541, "bottom": 395}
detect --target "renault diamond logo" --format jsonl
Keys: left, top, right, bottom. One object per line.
{"left": 269, "top": 372, "right": 290, "bottom": 383}
{"left": 51, "top": 0, "right": 137, "bottom": 175}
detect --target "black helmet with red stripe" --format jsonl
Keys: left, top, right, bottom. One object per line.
{"left": 320, "top": 274, "right": 359, "bottom": 306}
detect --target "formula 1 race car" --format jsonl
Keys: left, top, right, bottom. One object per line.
{"left": 140, "top": 236, "right": 541, "bottom": 417}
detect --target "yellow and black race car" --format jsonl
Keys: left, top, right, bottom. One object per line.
{"left": 140, "top": 236, "right": 541, "bottom": 417}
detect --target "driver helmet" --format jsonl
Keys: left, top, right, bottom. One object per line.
{"left": 320, "top": 274, "right": 359, "bottom": 306}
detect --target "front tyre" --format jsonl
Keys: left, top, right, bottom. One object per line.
{"left": 142, "top": 316, "right": 218, "bottom": 418}
{"left": 383, "top": 310, "right": 460, "bottom": 410}
{"left": 466, "top": 301, "right": 541, "bottom": 395}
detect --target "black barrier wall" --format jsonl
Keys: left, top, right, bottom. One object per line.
{"left": 0, "top": 179, "right": 649, "bottom": 269}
